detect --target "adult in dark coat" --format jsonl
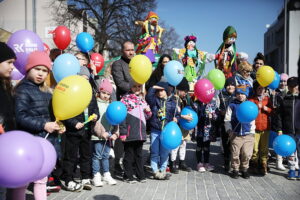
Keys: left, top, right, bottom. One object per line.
{"left": 112, "top": 41, "right": 135, "bottom": 100}
{"left": 111, "top": 41, "right": 135, "bottom": 174}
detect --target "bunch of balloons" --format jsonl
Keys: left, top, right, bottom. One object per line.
{"left": 179, "top": 106, "right": 198, "bottom": 130}
{"left": 160, "top": 121, "right": 182, "bottom": 150}
{"left": 0, "top": 131, "right": 56, "bottom": 188}
{"left": 106, "top": 101, "right": 127, "bottom": 125}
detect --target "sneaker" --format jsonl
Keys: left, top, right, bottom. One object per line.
{"left": 82, "top": 179, "right": 93, "bottom": 190}
{"left": 197, "top": 163, "right": 206, "bottom": 173}
{"left": 231, "top": 170, "right": 239, "bottom": 179}
{"left": 103, "top": 172, "right": 117, "bottom": 185}
{"left": 46, "top": 185, "right": 61, "bottom": 193}
{"left": 124, "top": 178, "right": 138, "bottom": 184}
{"left": 138, "top": 178, "right": 147, "bottom": 183}
{"left": 179, "top": 160, "right": 192, "bottom": 172}
{"left": 66, "top": 181, "right": 82, "bottom": 192}
{"left": 241, "top": 171, "right": 250, "bottom": 179}
{"left": 287, "top": 170, "right": 297, "bottom": 180}
{"left": 92, "top": 173, "right": 103, "bottom": 187}
{"left": 204, "top": 163, "right": 215, "bottom": 171}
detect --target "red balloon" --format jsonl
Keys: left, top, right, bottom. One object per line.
{"left": 52, "top": 26, "right": 71, "bottom": 50}
{"left": 89, "top": 53, "right": 104, "bottom": 73}
{"left": 194, "top": 79, "right": 215, "bottom": 103}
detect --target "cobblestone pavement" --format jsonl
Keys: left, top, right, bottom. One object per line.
{"left": 26, "top": 140, "right": 300, "bottom": 200}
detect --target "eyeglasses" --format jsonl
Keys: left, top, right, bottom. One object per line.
{"left": 243, "top": 70, "right": 251, "bottom": 73}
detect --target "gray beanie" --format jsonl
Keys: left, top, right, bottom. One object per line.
{"left": 78, "top": 66, "right": 91, "bottom": 79}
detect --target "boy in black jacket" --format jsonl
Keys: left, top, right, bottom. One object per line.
{"left": 62, "top": 68, "right": 99, "bottom": 191}
{"left": 274, "top": 77, "right": 299, "bottom": 180}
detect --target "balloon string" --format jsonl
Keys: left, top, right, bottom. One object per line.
{"left": 232, "top": 122, "right": 241, "bottom": 133}
{"left": 174, "top": 87, "right": 178, "bottom": 119}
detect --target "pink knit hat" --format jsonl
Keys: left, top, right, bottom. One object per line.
{"left": 280, "top": 73, "right": 289, "bottom": 81}
{"left": 99, "top": 79, "right": 113, "bottom": 94}
{"left": 25, "top": 51, "right": 52, "bottom": 72}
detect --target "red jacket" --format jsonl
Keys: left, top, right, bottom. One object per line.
{"left": 249, "top": 95, "right": 272, "bottom": 131}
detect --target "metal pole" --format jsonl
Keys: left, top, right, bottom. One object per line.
{"left": 284, "top": 0, "right": 288, "bottom": 74}
{"left": 32, "top": 0, "right": 36, "bottom": 32}
{"left": 25, "top": 0, "right": 27, "bottom": 29}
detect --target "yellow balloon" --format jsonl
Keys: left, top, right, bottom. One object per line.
{"left": 129, "top": 55, "right": 152, "bottom": 84}
{"left": 52, "top": 75, "right": 92, "bottom": 121}
{"left": 256, "top": 65, "right": 275, "bottom": 87}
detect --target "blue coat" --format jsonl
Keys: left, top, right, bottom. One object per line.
{"left": 146, "top": 88, "right": 179, "bottom": 132}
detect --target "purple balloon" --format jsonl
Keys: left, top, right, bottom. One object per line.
{"left": 0, "top": 131, "right": 44, "bottom": 188}
{"left": 7, "top": 30, "right": 44, "bottom": 75}
{"left": 33, "top": 137, "right": 57, "bottom": 181}
{"left": 11, "top": 68, "right": 24, "bottom": 80}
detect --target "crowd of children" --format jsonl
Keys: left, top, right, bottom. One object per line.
{"left": 0, "top": 40, "right": 299, "bottom": 200}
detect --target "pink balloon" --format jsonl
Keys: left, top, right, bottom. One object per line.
{"left": 194, "top": 79, "right": 215, "bottom": 103}
{"left": 33, "top": 137, "right": 57, "bottom": 181}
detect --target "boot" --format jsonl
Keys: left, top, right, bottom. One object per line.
{"left": 179, "top": 160, "right": 192, "bottom": 172}
{"left": 276, "top": 155, "right": 286, "bottom": 171}
{"left": 249, "top": 161, "right": 259, "bottom": 174}
{"left": 169, "top": 161, "right": 179, "bottom": 174}
{"left": 260, "top": 162, "right": 268, "bottom": 176}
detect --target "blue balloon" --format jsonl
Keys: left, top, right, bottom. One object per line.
{"left": 268, "top": 71, "right": 280, "bottom": 90}
{"left": 106, "top": 101, "right": 127, "bottom": 125}
{"left": 160, "top": 121, "right": 182, "bottom": 150}
{"left": 179, "top": 106, "right": 198, "bottom": 130}
{"left": 53, "top": 53, "right": 80, "bottom": 82}
{"left": 76, "top": 32, "right": 94, "bottom": 53}
{"left": 273, "top": 135, "right": 296, "bottom": 157}
{"left": 163, "top": 60, "right": 184, "bottom": 86}
{"left": 268, "top": 131, "right": 278, "bottom": 148}
{"left": 236, "top": 101, "right": 258, "bottom": 123}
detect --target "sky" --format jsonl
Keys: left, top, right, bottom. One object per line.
{"left": 156, "top": 0, "right": 284, "bottom": 72}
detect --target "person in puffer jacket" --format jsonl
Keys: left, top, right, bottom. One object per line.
{"left": 224, "top": 85, "right": 255, "bottom": 179}
{"left": 273, "top": 77, "right": 299, "bottom": 180}
{"left": 146, "top": 81, "right": 180, "bottom": 180}
{"left": 120, "top": 82, "right": 152, "bottom": 183}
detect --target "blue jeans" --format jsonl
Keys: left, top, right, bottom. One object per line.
{"left": 150, "top": 130, "right": 170, "bottom": 173}
{"left": 92, "top": 140, "right": 110, "bottom": 175}
{"left": 0, "top": 187, "right": 6, "bottom": 200}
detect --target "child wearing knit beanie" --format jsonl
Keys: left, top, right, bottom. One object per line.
{"left": 14, "top": 51, "right": 64, "bottom": 200}
{"left": 91, "top": 78, "right": 118, "bottom": 187}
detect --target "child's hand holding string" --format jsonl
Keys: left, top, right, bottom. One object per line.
{"left": 44, "top": 122, "right": 60, "bottom": 133}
